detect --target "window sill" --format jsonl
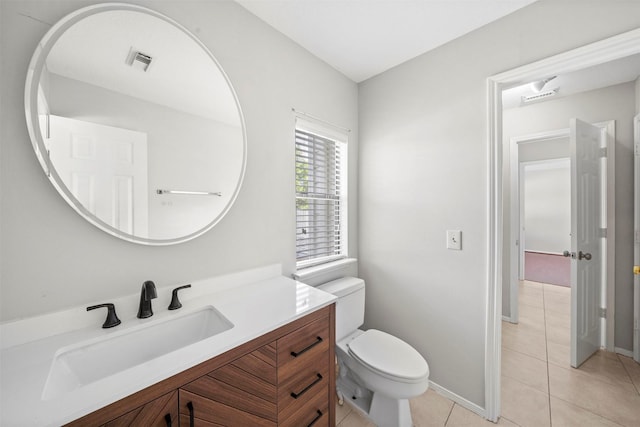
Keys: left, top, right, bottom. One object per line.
{"left": 293, "top": 258, "right": 357, "bottom": 282}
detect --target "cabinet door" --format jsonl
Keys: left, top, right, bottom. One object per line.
{"left": 179, "top": 343, "right": 277, "bottom": 426}
{"left": 101, "top": 390, "right": 178, "bottom": 427}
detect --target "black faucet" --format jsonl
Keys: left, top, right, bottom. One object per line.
{"left": 137, "top": 280, "right": 157, "bottom": 318}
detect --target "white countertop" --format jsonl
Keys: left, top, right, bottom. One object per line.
{"left": 0, "top": 267, "right": 335, "bottom": 426}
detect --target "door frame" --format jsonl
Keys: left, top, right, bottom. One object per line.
{"left": 634, "top": 114, "right": 640, "bottom": 363}
{"left": 508, "top": 122, "right": 615, "bottom": 354}
{"left": 485, "top": 28, "right": 640, "bottom": 422}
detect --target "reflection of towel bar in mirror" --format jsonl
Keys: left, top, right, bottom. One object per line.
{"left": 156, "top": 189, "right": 222, "bottom": 196}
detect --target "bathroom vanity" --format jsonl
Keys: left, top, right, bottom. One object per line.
{"left": 0, "top": 267, "right": 336, "bottom": 426}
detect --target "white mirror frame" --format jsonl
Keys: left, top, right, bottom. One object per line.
{"left": 24, "top": 3, "right": 247, "bottom": 245}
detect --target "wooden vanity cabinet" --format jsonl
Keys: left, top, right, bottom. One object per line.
{"left": 66, "top": 304, "right": 335, "bottom": 427}
{"left": 100, "top": 390, "right": 178, "bottom": 427}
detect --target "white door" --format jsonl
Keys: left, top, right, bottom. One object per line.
{"left": 569, "top": 118, "right": 602, "bottom": 368}
{"left": 47, "top": 115, "right": 149, "bottom": 237}
{"left": 634, "top": 114, "right": 639, "bottom": 363}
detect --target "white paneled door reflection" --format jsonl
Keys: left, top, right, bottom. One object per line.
{"left": 47, "top": 115, "right": 148, "bottom": 237}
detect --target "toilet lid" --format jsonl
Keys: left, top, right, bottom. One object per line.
{"left": 347, "top": 329, "right": 429, "bottom": 381}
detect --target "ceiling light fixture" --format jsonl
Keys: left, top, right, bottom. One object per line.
{"left": 530, "top": 76, "right": 557, "bottom": 92}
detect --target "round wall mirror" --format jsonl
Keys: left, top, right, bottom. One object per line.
{"left": 25, "top": 3, "right": 246, "bottom": 245}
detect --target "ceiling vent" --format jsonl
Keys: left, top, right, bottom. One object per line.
{"left": 521, "top": 89, "right": 558, "bottom": 104}
{"left": 126, "top": 49, "right": 153, "bottom": 72}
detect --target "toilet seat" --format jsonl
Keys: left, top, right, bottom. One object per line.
{"left": 347, "top": 329, "right": 429, "bottom": 383}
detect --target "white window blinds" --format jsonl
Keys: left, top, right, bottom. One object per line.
{"left": 295, "top": 127, "right": 346, "bottom": 266}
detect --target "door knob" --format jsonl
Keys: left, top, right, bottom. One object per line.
{"left": 562, "top": 250, "right": 571, "bottom": 258}
{"left": 578, "top": 251, "right": 592, "bottom": 261}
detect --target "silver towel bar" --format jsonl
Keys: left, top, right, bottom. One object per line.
{"left": 156, "top": 189, "right": 222, "bottom": 196}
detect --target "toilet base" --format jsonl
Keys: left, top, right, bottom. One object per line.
{"left": 336, "top": 358, "right": 414, "bottom": 427}
{"left": 369, "top": 393, "right": 413, "bottom": 427}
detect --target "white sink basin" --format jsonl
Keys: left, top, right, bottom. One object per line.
{"left": 41, "top": 306, "right": 233, "bottom": 400}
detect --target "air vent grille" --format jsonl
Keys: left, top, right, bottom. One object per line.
{"left": 521, "top": 89, "right": 557, "bottom": 104}
{"left": 126, "top": 49, "right": 153, "bottom": 72}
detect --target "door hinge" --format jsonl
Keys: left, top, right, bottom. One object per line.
{"left": 599, "top": 147, "right": 607, "bottom": 158}
{"left": 599, "top": 308, "right": 607, "bottom": 318}
{"left": 515, "top": 239, "right": 519, "bottom": 246}
{"left": 636, "top": 230, "right": 640, "bottom": 244}
{"left": 598, "top": 228, "right": 607, "bottom": 238}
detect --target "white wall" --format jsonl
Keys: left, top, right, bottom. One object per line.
{"left": 359, "top": 0, "right": 640, "bottom": 409}
{"left": 0, "top": 0, "right": 358, "bottom": 321}
{"left": 502, "top": 82, "right": 636, "bottom": 350}
{"left": 523, "top": 160, "right": 571, "bottom": 254}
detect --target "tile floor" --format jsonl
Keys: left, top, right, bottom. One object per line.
{"left": 334, "top": 280, "right": 640, "bottom": 426}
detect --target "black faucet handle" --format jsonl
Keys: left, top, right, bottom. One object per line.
{"left": 168, "top": 284, "right": 192, "bottom": 310}
{"left": 87, "top": 303, "right": 121, "bottom": 328}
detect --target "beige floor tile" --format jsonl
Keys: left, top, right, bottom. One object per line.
{"left": 544, "top": 298, "right": 570, "bottom": 315}
{"left": 618, "top": 354, "right": 640, "bottom": 394}
{"left": 410, "top": 388, "right": 454, "bottom": 427}
{"left": 337, "top": 406, "right": 376, "bottom": 427}
{"left": 548, "top": 364, "right": 640, "bottom": 426}
{"left": 543, "top": 283, "right": 570, "bottom": 293}
{"left": 522, "top": 280, "right": 544, "bottom": 289}
{"left": 549, "top": 396, "right": 624, "bottom": 426}
{"left": 501, "top": 376, "right": 550, "bottom": 427}
{"left": 543, "top": 289, "right": 571, "bottom": 303}
{"left": 545, "top": 323, "right": 570, "bottom": 346}
{"left": 547, "top": 340, "right": 570, "bottom": 368}
{"left": 502, "top": 323, "right": 547, "bottom": 362}
{"left": 336, "top": 400, "right": 353, "bottom": 424}
{"left": 519, "top": 282, "right": 543, "bottom": 297}
{"left": 575, "top": 352, "right": 636, "bottom": 393}
{"left": 502, "top": 347, "right": 548, "bottom": 393}
{"left": 519, "top": 293, "right": 544, "bottom": 309}
{"left": 545, "top": 309, "right": 570, "bottom": 329}
{"left": 445, "top": 404, "right": 518, "bottom": 426}
{"left": 518, "top": 304, "right": 545, "bottom": 323}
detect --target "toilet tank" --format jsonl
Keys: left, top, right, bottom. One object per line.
{"left": 317, "top": 277, "right": 365, "bottom": 341}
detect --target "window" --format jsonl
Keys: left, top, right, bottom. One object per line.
{"left": 295, "top": 119, "right": 347, "bottom": 268}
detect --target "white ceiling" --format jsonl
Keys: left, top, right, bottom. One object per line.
{"left": 235, "top": 0, "right": 539, "bottom": 82}
{"left": 46, "top": 10, "right": 241, "bottom": 126}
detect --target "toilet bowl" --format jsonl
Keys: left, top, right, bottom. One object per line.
{"left": 318, "top": 277, "right": 429, "bottom": 427}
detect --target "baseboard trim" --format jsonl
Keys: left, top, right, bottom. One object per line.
{"left": 429, "top": 380, "right": 487, "bottom": 419}
{"left": 615, "top": 347, "right": 633, "bottom": 357}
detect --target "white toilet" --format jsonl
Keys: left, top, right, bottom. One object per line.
{"left": 318, "top": 277, "right": 429, "bottom": 427}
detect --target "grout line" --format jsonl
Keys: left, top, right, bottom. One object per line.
{"left": 443, "top": 402, "right": 455, "bottom": 426}
{"left": 549, "top": 394, "right": 627, "bottom": 427}
{"left": 617, "top": 353, "right": 640, "bottom": 395}
{"left": 542, "top": 284, "right": 553, "bottom": 427}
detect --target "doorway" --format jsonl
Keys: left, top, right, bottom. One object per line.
{"left": 484, "top": 28, "right": 640, "bottom": 422}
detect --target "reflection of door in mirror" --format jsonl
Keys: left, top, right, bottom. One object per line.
{"left": 47, "top": 115, "right": 149, "bottom": 237}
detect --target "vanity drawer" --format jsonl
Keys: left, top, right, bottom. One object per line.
{"left": 277, "top": 316, "right": 330, "bottom": 368}
{"left": 179, "top": 389, "right": 276, "bottom": 427}
{"left": 278, "top": 351, "right": 330, "bottom": 422}
{"left": 279, "top": 384, "right": 329, "bottom": 427}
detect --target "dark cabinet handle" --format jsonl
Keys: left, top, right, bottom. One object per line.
{"left": 290, "top": 336, "right": 323, "bottom": 357}
{"left": 290, "top": 373, "right": 323, "bottom": 399}
{"left": 164, "top": 413, "right": 172, "bottom": 427}
{"left": 308, "top": 410, "right": 323, "bottom": 427}
{"left": 187, "top": 401, "right": 194, "bottom": 427}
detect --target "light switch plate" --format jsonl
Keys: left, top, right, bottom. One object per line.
{"left": 447, "top": 230, "right": 462, "bottom": 250}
